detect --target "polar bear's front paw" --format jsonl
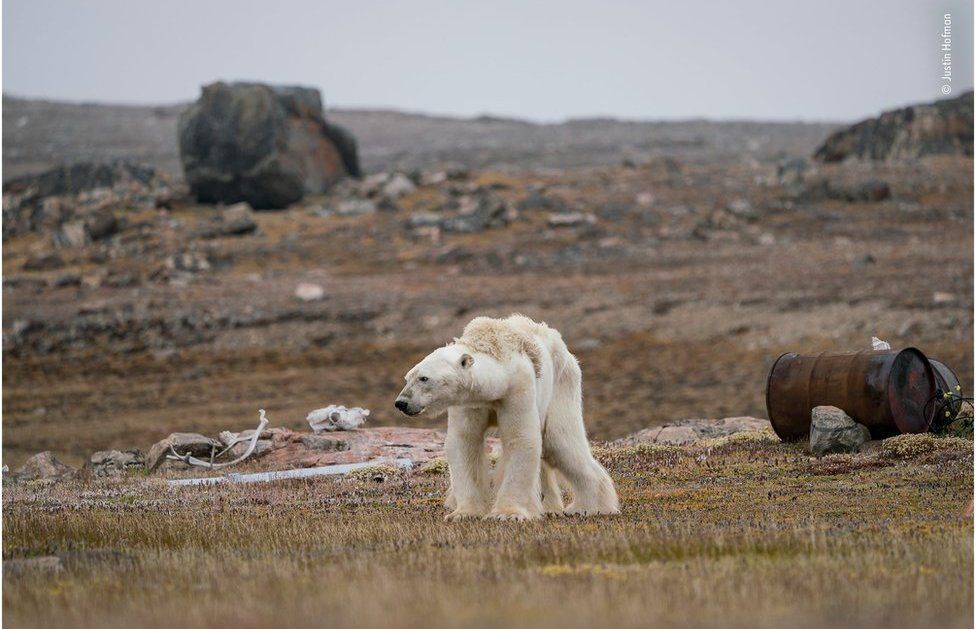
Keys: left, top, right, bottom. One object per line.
{"left": 445, "top": 508, "right": 484, "bottom": 521}
{"left": 484, "top": 506, "right": 537, "bottom": 521}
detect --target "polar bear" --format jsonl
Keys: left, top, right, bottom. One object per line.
{"left": 395, "top": 314, "right": 619, "bottom": 521}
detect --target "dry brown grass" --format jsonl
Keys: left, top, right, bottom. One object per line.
{"left": 3, "top": 439, "right": 972, "bottom": 629}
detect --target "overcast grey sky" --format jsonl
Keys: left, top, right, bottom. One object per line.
{"left": 3, "top": 0, "right": 973, "bottom": 122}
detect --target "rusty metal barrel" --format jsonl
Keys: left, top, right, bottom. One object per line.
{"left": 765, "top": 348, "right": 937, "bottom": 440}
{"left": 930, "top": 358, "right": 963, "bottom": 421}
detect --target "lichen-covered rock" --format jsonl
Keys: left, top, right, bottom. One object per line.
{"left": 613, "top": 416, "right": 772, "bottom": 446}
{"left": 809, "top": 406, "right": 871, "bottom": 456}
{"left": 815, "top": 91, "right": 973, "bottom": 162}
{"left": 146, "top": 433, "right": 222, "bottom": 471}
{"left": 12, "top": 451, "right": 76, "bottom": 482}
{"left": 215, "top": 203, "right": 257, "bottom": 236}
{"left": 178, "top": 82, "right": 360, "bottom": 209}
{"left": 88, "top": 450, "right": 145, "bottom": 477}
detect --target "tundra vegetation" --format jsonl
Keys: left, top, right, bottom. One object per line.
{"left": 3, "top": 434, "right": 972, "bottom": 629}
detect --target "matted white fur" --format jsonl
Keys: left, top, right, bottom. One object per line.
{"left": 395, "top": 314, "right": 619, "bottom": 521}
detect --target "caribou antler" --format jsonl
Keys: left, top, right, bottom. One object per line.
{"left": 167, "top": 409, "right": 270, "bottom": 470}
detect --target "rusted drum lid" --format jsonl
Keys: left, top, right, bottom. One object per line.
{"left": 887, "top": 348, "right": 937, "bottom": 434}
{"left": 930, "top": 358, "right": 962, "bottom": 421}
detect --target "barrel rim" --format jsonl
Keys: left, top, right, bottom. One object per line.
{"left": 765, "top": 351, "right": 794, "bottom": 440}
{"left": 887, "top": 346, "right": 937, "bottom": 434}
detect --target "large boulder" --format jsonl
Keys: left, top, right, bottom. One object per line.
{"left": 178, "top": 82, "right": 361, "bottom": 209}
{"left": 815, "top": 91, "right": 973, "bottom": 162}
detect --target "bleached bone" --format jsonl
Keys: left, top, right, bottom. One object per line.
{"left": 306, "top": 405, "right": 369, "bottom": 432}
{"left": 871, "top": 337, "right": 891, "bottom": 351}
{"left": 167, "top": 410, "right": 269, "bottom": 470}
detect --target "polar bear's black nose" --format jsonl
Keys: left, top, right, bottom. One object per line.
{"left": 395, "top": 400, "right": 409, "bottom": 412}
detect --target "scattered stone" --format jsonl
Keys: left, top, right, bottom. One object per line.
{"left": 22, "top": 251, "right": 64, "bottom": 271}
{"left": 335, "top": 199, "right": 377, "bottom": 216}
{"left": 12, "top": 451, "right": 76, "bottom": 482}
{"left": 635, "top": 192, "right": 655, "bottom": 207}
{"left": 420, "top": 171, "right": 449, "bottom": 186}
{"left": 854, "top": 253, "right": 877, "bottom": 267}
{"left": 726, "top": 198, "right": 758, "bottom": 221}
{"left": 50, "top": 273, "right": 82, "bottom": 288}
{"left": 3, "top": 160, "right": 160, "bottom": 199}
{"left": 777, "top": 157, "right": 808, "bottom": 186}
{"left": 54, "top": 220, "right": 89, "bottom": 248}
{"left": 178, "top": 81, "right": 358, "bottom": 208}
{"left": 377, "top": 196, "right": 401, "bottom": 213}
{"left": 88, "top": 450, "right": 145, "bottom": 477}
{"left": 430, "top": 244, "right": 472, "bottom": 264}
{"left": 294, "top": 282, "right": 326, "bottom": 302}
{"left": 166, "top": 251, "right": 211, "bottom": 273}
{"left": 382, "top": 173, "right": 417, "bottom": 199}
{"left": 932, "top": 291, "right": 956, "bottom": 305}
{"left": 146, "top": 433, "right": 223, "bottom": 471}
{"left": 217, "top": 203, "right": 257, "bottom": 236}
{"left": 3, "top": 160, "right": 172, "bottom": 240}
{"left": 548, "top": 212, "right": 596, "bottom": 228}
{"left": 407, "top": 212, "right": 442, "bottom": 228}
{"left": 809, "top": 406, "right": 871, "bottom": 456}
{"left": 84, "top": 207, "right": 118, "bottom": 241}
{"left": 441, "top": 190, "right": 515, "bottom": 233}
{"left": 517, "top": 190, "right": 568, "bottom": 212}
{"left": 815, "top": 91, "right": 973, "bottom": 162}
{"left": 358, "top": 173, "right": 389, "bottom": 197}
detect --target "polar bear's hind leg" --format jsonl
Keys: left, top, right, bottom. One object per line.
{"left": 543, "top": 361, "right": 619, "bottom": 516}
{"left": 541, "top": 462, "right": 565, "bottom": 514}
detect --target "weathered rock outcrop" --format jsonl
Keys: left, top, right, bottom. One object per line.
{"left": 178, "top": 82, "right": 360, "bottom": 209}
{"left": 611, "top": 416, "right": 771, "bottom": 446}
{"left": 815, "top": 91, "right": 973, "bottom": 162}
{"left": 1, "top": 160, "right": 173, "bottom": 240}
{"left": 11, "top": 451, "right": 76, "bottom": 481}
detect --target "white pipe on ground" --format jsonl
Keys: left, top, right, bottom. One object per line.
{"left": 167, "top": 458, "right": 413, "bottom": 487}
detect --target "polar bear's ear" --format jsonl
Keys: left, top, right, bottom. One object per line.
{"left": 460, "top": 353, "right": 474, "bottom": 369}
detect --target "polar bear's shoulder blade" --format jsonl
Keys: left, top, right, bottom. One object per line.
{"left": 459, "top": 315, "right": 545, "bottom": 377}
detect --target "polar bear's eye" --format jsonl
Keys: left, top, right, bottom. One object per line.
{"left": 418, "top": 376, "right": 429, "bottom": 383}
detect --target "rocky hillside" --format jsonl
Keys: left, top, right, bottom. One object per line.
{"left": 815, "top": 91, "right": 974, "bottom": 162}
{"left": 2, "top": 95, "right": 838, "bottom": 181}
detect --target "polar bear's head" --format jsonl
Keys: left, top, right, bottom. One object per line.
{"left": 394, "top": 344, "right": 475, "bottom": 417}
